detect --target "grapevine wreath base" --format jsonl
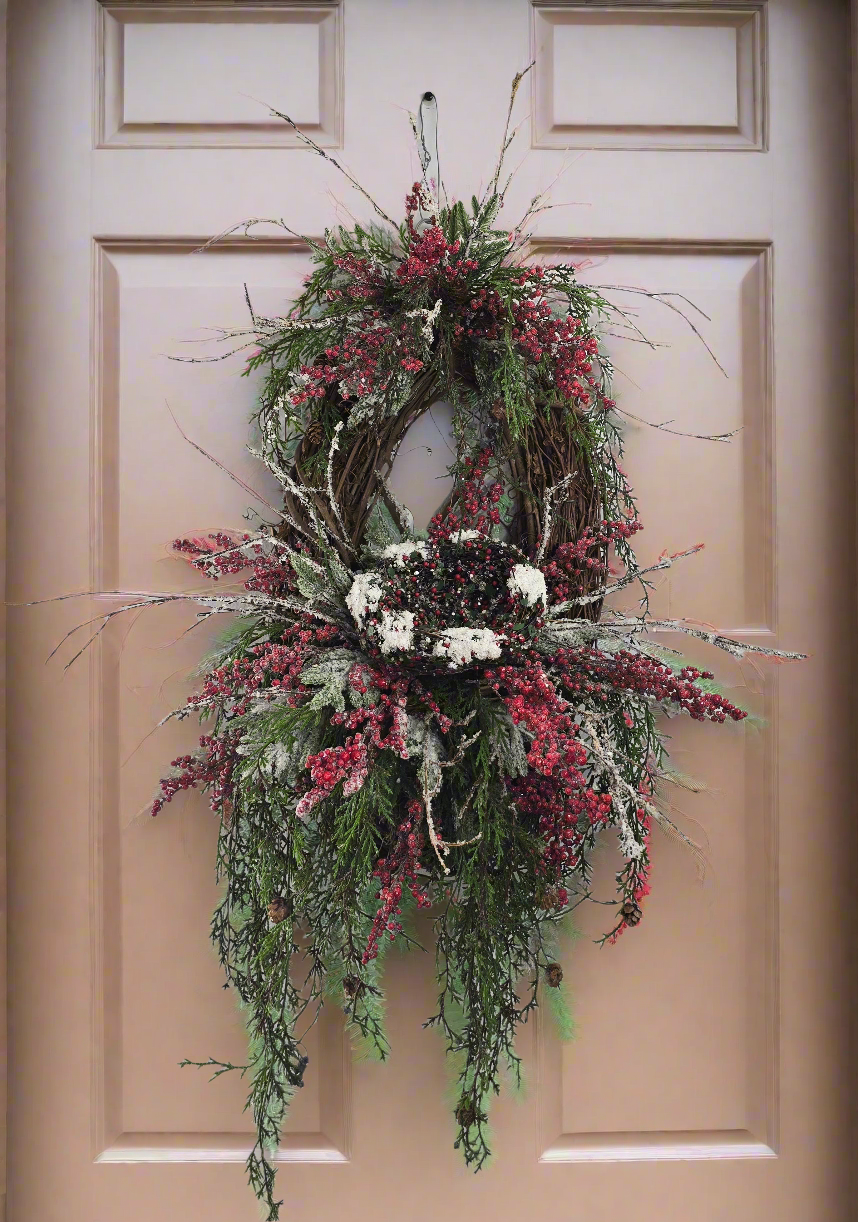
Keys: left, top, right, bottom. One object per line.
{"left": 57, "top": 75, "right": 800, "bottom": 1219}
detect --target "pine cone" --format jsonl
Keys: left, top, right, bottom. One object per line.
{"left": 455, "top": 1098, "right": 478, "bottom": 1130}
{"left": 490, "top": 400, "right": 505, "bottom": 421}
{"left": 303, "top": 419, "right": 324, "bottom": 447}
{"left": 539, "top": 887, "right": 559, "bottom": 910}
{"left": 546, "top": 962, "right": 564, "bottom": 988}
{"left": 342, "top": 975, "right": 364, "bottom": 1000}
{"left": 268, "top": 896, "right": 293, "bottom": 924}
{"left": 621, "top": 898, "right": 642, "bottom": 926}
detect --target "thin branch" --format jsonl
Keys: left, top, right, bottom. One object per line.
{"left": 488, "top": 63, "right": 534, "bottom": 201}
{"left": 164, "top": 402, "right": 285, "bottom": 519}
{"left": 267, "top": 106, "right": 396, "bottom": 226}
{"left": 610, "top": 403, "right": 740, "bottom": 442}
{"left": 596, "top": 284, "right": 728, "bottom": 377}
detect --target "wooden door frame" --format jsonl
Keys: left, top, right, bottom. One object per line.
{"left": 851, "top": 0, "right": 858, "bottom": 1184}
{"left": 1, "top": 1, "right": 7, "bottom": 1218}
{"left": 0, "top": 2, "right": 855, "bottom": 1220}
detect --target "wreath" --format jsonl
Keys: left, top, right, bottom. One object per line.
{"left": 65, "top": 75, "right": 800, "bottom": 1220}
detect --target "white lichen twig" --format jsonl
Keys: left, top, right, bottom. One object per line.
{"left": 550, "top": 544, "right": 705, "bottom": 613}
{"left": 535, "top": 472, "right": 576, "bottom": 565}
{"left": 602, "top": 614, "right": 806, "bottom": 661}
{"left": 32, "top": 584, "right": 350, "bottom": 671}
{"left": 326, "top": 422, "right": 356, "bottom": 553}
{"left": 582, "top": 715, "right": 707, "bottom": 877}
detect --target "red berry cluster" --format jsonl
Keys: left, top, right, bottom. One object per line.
{"left": 152, "top": 624, "right": 342, "bottom": 816}
{"left": 152, "top": 731, "right": 240, "bottom": 817}
{"left": 330, "top": 249, "right": 386, "bottom": 299}
{"left": 297, "top": 736, "right": 369, "bottom": 819}
{"left": 542, "top": 518, "right": 643, "bottom": 601}
{"left": 173, "top": 531, "right": 298, "bottom": 597}
{"left": 507, "top": 266, "right": 601, "bottom": 405}
{"left": 290, "top": 316, "right": 427, "bottom": 407}
{"left": 363, "top": 798, "right": 431, "bottom": 964}
{"left": 487, "top": 661, "right": 582, "bottom": 775}
{"left": 298, "top": 679, "right": 412, "bottom": 817}
{"left": 399, "top": 184, "right": 479, "bottom": 286}
{"left": 487, "top": 661, "right": 615, "bottom": 882}
{"left": 429, "top": 448, "right": 503, "bottom": 542}
{"left": 183, "top": 624, "right": 341, "bottom": 722}
{"left": 571, "top": 652, "right": 747, "bottom": 723}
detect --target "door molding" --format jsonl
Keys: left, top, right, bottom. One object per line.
{"left": 1, "top": 1, "right": 7, "bottom": 1218}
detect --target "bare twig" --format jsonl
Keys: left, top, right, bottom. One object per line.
{"left": 596, "top": 284, "right": 727, "bottom": 377}
{"left": 487, "top": 63, "right": 535, "bottom": 202}
{"left": 165, "top": 402, "right": 286, "bottom": 519}
{"left": 268, "top": 106, "right": 396, "bottom": 226}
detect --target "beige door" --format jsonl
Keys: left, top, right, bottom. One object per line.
{"left": 7, "top": 1, "right": 854, "bottom": 1218}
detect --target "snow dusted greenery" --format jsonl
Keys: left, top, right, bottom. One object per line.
{"left": 55, "top": 71, "right": 802, "bottom": 1221}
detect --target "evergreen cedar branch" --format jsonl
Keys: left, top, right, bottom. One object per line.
{"left": 63, "top": 78, "right": 801, "bottom": 1220}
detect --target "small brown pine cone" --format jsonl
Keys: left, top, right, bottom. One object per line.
{"left": 621, "top": 898, "right": 642, "bottom": 926}
{"left": 455, "top": 1098, "right": 478, "bottom": 1130}
{"left": 268, "top": 896, "right": 293, "bottom": 924}
{"left": 490, "top": 400, "right": 505, "bottom": 421}
{"left": 546, "top": 962, "right": 564, "bottom": 988}
{"left": 342, "top": 975, "right": 364, "bottom": 1000}
{"left": 303, "top": 419, "right": 324, "bottom": 446}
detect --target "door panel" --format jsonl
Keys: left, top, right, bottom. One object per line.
{"left": 7, "top": 1, "right": 853, "bottom": 1219}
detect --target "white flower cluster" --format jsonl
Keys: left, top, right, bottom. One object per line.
{"left": 345, "top": 572, "right": 382, "bottom": 624}
{"left": 433, "top": 626, "right": 504, "bottom": 668}
{"left": 347, "top": 566, "right": 510, "bottom": 667}
{"left": 378, "top": 610, "right": 415, "bottom": 654}
{"left": 507, "top": 563, "right": 547, "bottom": 606}
{"left": 449, "top": 529, "right": 483, "bottom": 544}
{"left": 381, "top": 540, "right": 430, "bottom": 567}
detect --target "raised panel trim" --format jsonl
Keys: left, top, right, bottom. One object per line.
{"left": 94, "top": 996, "right": 349, "bottom": 1164}
{"left": 529, "top": 238, "right": 775, "bottom": 635}
{"left": 528, "top": 239, "right": 778, "bottom": 1163}
{"left": 533, "top": 664, "right": 779, "bottom": 1163}
{"left": 96, "top": 1135, "right": 350, "bottom": 1164}
{"left": 538, "top": 1128, "right": 776, "bottom": 1162}
{"left": 89, "top": 237, "right": 351, "bottom": 1165}
{"left": 94, "top": 1, "right": 344, "bottom": 149}
{"left": 531, "top": 3, "right": 767, "bottom": 151}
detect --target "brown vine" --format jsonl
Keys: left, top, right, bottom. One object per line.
{"left": 277, "top": 366, "right": 603, "bottom": 619}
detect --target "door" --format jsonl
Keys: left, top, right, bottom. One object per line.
{"left": 7, "top": 1, "right": 854, "bottom": 1218}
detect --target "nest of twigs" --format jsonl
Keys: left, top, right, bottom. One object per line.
{"left": 279, "top": 359, "right": 603, "bottom": 616}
